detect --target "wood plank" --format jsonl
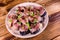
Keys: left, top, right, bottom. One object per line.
{"left": 53, "top": 36, "right": 60, "bottom": 40}
{"left": 0, "top": 0, "right": 60, "bottom": 40}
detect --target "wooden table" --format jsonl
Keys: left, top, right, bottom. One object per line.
{"left": 0, "top": 0, "right": 60, "bottom": 40}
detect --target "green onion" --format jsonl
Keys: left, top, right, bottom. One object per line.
{"left": 26, "top": 22, "right": 30, "bottom": 30}
{"left": 33, "top": 19, "right": 37, "bottom": 24}
{"left": 16, "top": 10, "right": 18, "bottom": 11}
{"left": 9, "top": 19, "right": 12, "bottom": 22}
{"left": 30, "top": 12, "right": 34, "bottom": 16}
{"left": 18, "top": 14, "right": 22, "bottom": 19}
{"left": 17, "top": 22, "right": 21, "bottom": 24}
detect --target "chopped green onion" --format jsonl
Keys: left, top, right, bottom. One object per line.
{"left": 26, "top": 22, "right": 30, "bottom": 30}
{"left": 9, "top": 19, "right": 12, "bottom": 22}
{"left": 30, "top": 12, "right": 34, "bottom": 16}
{"left": 17, "top": 22, "right": 21, "bottom": 24}
{"left": 33, "top": 19, "right": 37, "bottom": 24}
{"left": 18, "top": 14, "right": 22, "bottom": 19}
{"left": 16, "top": 10, "right": 18, "bottom": 11}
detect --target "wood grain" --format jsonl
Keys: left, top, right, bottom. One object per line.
{"left": 0, "top": 0, "right": 60, "bottom": 40}
{"left": 53, "top": 36, "right": 60, "bottom": 40}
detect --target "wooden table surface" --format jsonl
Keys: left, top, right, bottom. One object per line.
{"left": 0, "top": 0, "right": 60, "bottom": 40}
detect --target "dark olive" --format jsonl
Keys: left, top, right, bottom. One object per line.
{"left": 21, "top": 9, "right": 24, "bottom": 12}
{"left": 41, "top": 11, "right": 46, "bottom": 17}
{"left": 31, "top": 29, "right": 40, "bottom": 34}
{"left": 20, "top": 29, "right": 30, "bottom": 36}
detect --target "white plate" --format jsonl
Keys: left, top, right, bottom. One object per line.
{"left": 5, "top": 2, "right": 49, "bottom": 38}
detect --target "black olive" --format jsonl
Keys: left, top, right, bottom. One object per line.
{"left": 21, "top": 9, "right": 24, "bottom": 12}
{"left": 28, "top": 8, "right": 30, "bottom": 11}
{"left": 29, "top": 21, "right": 31, "bottom": 26}
{"left": 22, "top": 16, "right": 25, "bottom": 19}
{"left": 21, "top": 23, "right": 23, "bottom": 25}
{"left": 37, "top": 10, "right": 40, "bottom": 12}
{"left": 17, "top": 20, "right": 19, "bottom": 22}
{"left": 40, "top": 21, "right": 43, "bottom": 23}
{"left": 41, "top": 11, "right": 46, "bottom": 17}
{"left": 40, "top": 17, "right": 45, "bottom": 23}
{"left": 43, "top": 17, "right": 45, "bottom": 22}
{"left": 17, "top": 13, "right": 20, "bottom": 16}
{"left": 31, "top": 29, "right": 40, "bottom": 34}
{"left": 20, "top": 29, "right": 30, "bottom": 36}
